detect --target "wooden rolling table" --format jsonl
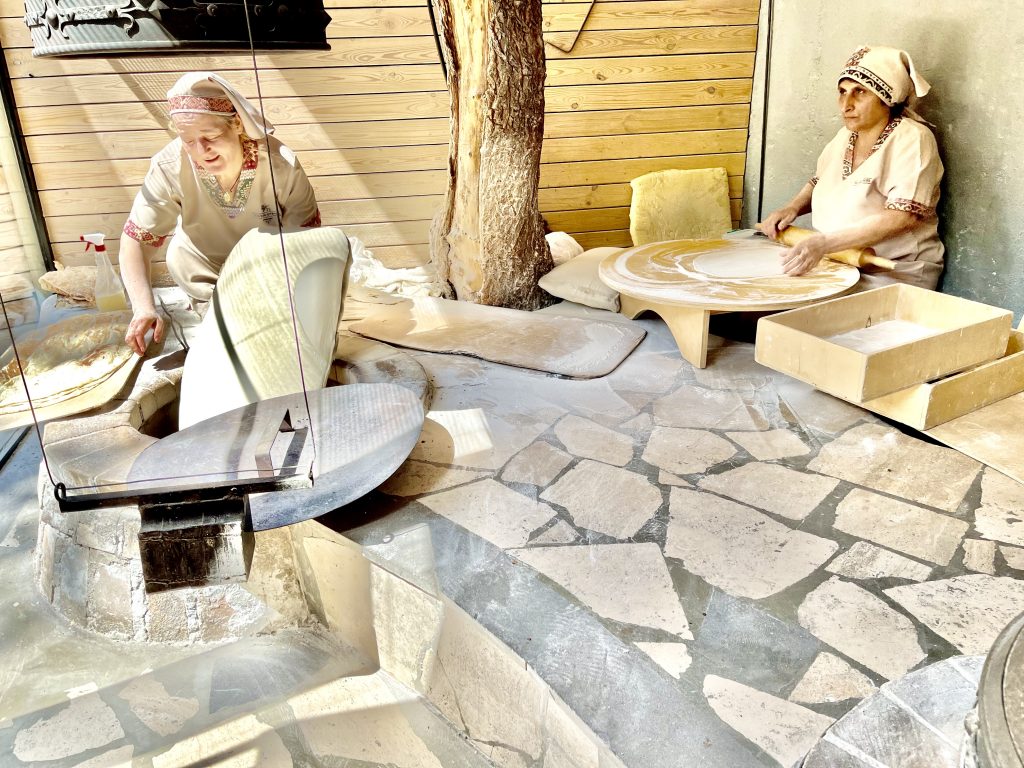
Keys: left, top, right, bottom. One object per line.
{"left": 598, "top": 236, "right": 861, "bottom": 368}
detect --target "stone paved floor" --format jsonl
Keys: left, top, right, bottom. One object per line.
{"left": 3, "top": 302, "right": 1024, "bottom": 767}
{"left": 328, "top": 302, "right": 1024, "bottom": 768}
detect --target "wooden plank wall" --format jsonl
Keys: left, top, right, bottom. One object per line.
{"left": 0, "top": 0, "right": 758, "bottom": 274}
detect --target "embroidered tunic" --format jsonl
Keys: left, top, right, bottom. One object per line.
{"left": 124, "top": 135, "right": 321, "bottom": 302}
{"left": 810, "top": 116, "right": 944, "bottom": 289}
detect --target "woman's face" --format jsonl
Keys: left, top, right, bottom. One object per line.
{"left": 837, "top": 79, "right": 890, "bottom": 133}
{"left": 173, "top": 112, "right": 244, "bottom": 177}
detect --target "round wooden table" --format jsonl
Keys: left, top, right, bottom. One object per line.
{"left": 599, "top": 237, "right": 861, "bottom": 368}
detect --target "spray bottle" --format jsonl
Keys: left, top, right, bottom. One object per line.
{"left": 82, "top": 233, "right": 128, "bottom": 311}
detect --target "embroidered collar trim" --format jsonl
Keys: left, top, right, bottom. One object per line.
{"left": 191, "top": 137, "right": 259, "bottom": 218}
{"left": 842, "top": 117, "right": 901, "bottom": 179}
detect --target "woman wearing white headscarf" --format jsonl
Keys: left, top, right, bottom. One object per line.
{"left": 121, "top": 72, "right": 322, "bottom": 354}
{"left": 758, "top": 46, "right": 944, "bottom": 289}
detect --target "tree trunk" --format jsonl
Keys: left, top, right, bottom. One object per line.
{"left": 429, "top": 0, "right": 554, "bottom": 309}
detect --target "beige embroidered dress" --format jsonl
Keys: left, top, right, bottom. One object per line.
{"left": 810, "top": 116, "right": 944, "bottom": 289}
{"left": 124, "top": 135, "right": 321, "bottom": 302}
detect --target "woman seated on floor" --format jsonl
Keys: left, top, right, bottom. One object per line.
{"left": 120, "top": 72, "right": 322, "bottom": 355}
{"left": 758, "top": 46, "right": 944, "bottom": 289}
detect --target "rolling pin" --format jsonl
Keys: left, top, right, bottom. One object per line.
{"left": 777, "top": 226, "right": 897, "bottom": 270}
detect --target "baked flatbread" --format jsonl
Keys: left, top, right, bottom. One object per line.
{"left": 39, "top": 266, "right": 97, "bottom": 304}
{"left": 0, "top": 311, "right": 134, "bottom": 415}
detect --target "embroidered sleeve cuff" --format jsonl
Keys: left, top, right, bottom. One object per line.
{"left": 123, "top": 220, "right": 169, "bottom": 248}
{"left": 809, "top": 176, "right": 819, "bottom": 187}
{"left": 886, "top": 198, "right": 933, "bottom": 217}
{"left": 301, "top": 208, "right": 322, "bottom": 228}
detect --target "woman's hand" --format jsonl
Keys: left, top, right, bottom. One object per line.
{"left": 781, "top": 232, "right": 827, "bottom": 276}
{"left": 757, "top": 206, "right": 799, "bottom": 241}
{"left": 125, "top": 310, "right": 165, "bottom": 356}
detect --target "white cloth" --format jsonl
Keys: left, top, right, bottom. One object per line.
{"left": 166, "top": 71, "right": 275, "bottom": 139}
{"left": 839, "top": 46, "right": 931, "bottom": 122}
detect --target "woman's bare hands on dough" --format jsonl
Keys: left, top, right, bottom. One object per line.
{"left": 125, "top": 309, "right": 165, "bottom": 356}
{"left": 757, "top": 207, "right": 798, "bottom": 241}
{"left": 781, "top": 233, "right": 827, "bottom": 276}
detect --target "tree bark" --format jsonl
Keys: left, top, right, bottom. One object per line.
{"left": 429, "top": 0, "right": 554, "bottom": 309}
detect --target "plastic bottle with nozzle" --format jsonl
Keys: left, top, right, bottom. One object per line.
{"left": 83, "top": 233, "right": 128, "bottom": 311}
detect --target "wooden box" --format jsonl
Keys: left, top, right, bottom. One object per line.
{"left": 863, "top": 330, "right": 1024, "bottom": 429}
{"left": 755, "top": 285, "right": 1013, "bottom": 402}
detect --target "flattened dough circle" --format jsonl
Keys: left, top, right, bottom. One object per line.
{"left": 691, "top": 244, "right": 786, "bottom": 279}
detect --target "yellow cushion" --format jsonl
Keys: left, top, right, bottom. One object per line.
{"left": 538, "top": 247, "right": 622, "bottom": 311}
{"left": 629, "top": 167, "right": 732, "bottom": 245}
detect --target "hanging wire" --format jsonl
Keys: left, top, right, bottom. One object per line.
{"left": 242, "top": 0, "right": 318, "bottom": 469}
{"left": 0, "top": 292, "right": 57, "bottom": 486}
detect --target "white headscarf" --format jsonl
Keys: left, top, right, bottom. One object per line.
{"left": 167, "top": 72, "right": 275, "bottom": 139}
{"left": 839, "top": 46, "right": 931, "bottom": 121}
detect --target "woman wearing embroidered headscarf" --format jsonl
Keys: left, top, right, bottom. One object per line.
{"left": 120, "top": 72, "right": 322, "bottom": 355}
{"left": 758, "top": 46, "right": 944, "bottom": 289}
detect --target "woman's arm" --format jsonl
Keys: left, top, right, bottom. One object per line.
{"left": 781, "top": 209, "right": 920, "bottom": 276}
{"left": 757, "top": 183, "right": 815, "bottom": 241}
{"left": 119, "top": 232, "right": 165, "bottom": 355}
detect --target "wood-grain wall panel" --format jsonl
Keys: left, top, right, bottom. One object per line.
{"left": 1, "top": 0, "right": 759, "bottom": 275}
{"left": 543, "top": 0, "right": 758, "bottom": 32}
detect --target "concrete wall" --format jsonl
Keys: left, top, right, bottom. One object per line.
{"left": 742, "top": 1, "right": 1024, "bottom": 320}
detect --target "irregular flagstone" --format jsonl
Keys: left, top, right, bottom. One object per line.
{"left": 553, "top": 414, "right": 635, "bottom": 467}
{"left": 703, "top": 675, "right": 834, "bottom": 768}
{"left": 963, "top": 539, "right": 997, "bottom": 575}
{"left": 798, "top": 577, "right": 925, "bottom": 680}
{"left": 635, "top": 642, "right": 692, "bottom": 679}
{"left": 694, "top": 345, "right": 773, "bottom": 391}
{"left": 974, "top": 468, "right": 1024, "bottom": 547}
{"left": 725, "top": 429, "right": 810, "bottom": 461}
{"left": 789, "top": 652, "right": 877, "bottom": 705}
{"left": 410, "top": 402, "right": 556, "bottom": 471}
{"left": 641, "top": 427, "right": 736, "bottom": 476}
{"left": 607, "top": 350, "right": 685, "bottom": 394}
{"left": 666, "top": 489, "right": 838, "bottom": 600}
{"left": 13, "top": 693, "right": 125, "bottom": 762}
{"left": 540, "top": 459, "right": 661, "bottom": 540}
{"left": 825, "top": 542, "right": 932, "bottom": 582}
{"left": 501, "top": 441, "right": 573, "bottom": 487}
{"left": 808, "top": 423, "right": 979, "bottom": 512}
{"left": 510, "top": 543, "right": 693, "bottom": 638}
{"left": 1001, "top": 545, "right": 1024, "bottom": 571}
{"left": 885, "top": 575, "right": 1024, "bottom": 655}
{"left": 776, "top": 378, "right": 869, "bottom": 436}
{"left": 419, "top": 479, "right": 555, "bottom": 549}
{"left": 155, "top": 719, "right": 293, "bottom": 768}
{"left": 696, "top": 591, "right": 820, "bottom": 695}
{"left": 76, "top": 746, "right": 135, "bottom": 767}
{"left": 698, "top": 463, "right": 838, "bottom": 521}
{"left": 529, "top": 520, "right": 579, "bottom": 546}
{"left": 833, "top": 489, "right": 969, "bottom": 566}
{"left": 653, "top": 386, "right": 770, "bottom": 431}
{"left": 658, "top": 471, "right": 692, "bottom": 487}
{"left": 117, "top": 676, "right": 199, "bottom": 737}
{"left": 380, "top": 460, "right": 490, "bottom": 498}
{"left": 618, "top": 412, "right": 653, "bottom": 434}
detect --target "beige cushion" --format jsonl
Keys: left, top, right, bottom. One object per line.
{"left": 538, "top": 247, "right": 622, "bottom": 311}
{"left": 629, "top": 167, "right": 732, "bottom": 245}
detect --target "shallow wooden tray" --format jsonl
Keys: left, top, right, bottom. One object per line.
{"left": 863, "top": 330, "right": 1024, "bottom": 430}
{"left": 755, "top": 285, "right": 1013, "bottom": 402}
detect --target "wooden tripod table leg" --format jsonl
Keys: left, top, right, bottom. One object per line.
{"left": 619, "top": 294, "right": 712, "bottom": 368}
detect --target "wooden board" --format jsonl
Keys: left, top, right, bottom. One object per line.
{"left": 755, "top": 285, "right": 1014, "bottom": 403}
{"left": 928, "top": 392, "right": 1024, "bottom": 486}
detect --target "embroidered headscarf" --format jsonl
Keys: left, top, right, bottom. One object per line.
{"left": 839, "top": 46, "right": 931, "bottom": 121}
{"left": 167, "top": 72, "right": 275, "bottom": 139}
